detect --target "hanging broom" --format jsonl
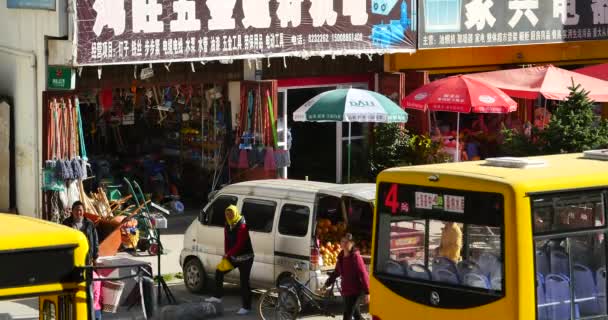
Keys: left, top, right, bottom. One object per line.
{"left": 264, "top": 89, "right": 277, "bottom": 171}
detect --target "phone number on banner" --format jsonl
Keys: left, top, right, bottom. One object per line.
{"left": 308, "top": 33, "right": 364, "bottom": 43}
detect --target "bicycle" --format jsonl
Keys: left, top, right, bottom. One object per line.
{"left": 258, "top": 263, "right": 339, "bottom": 320}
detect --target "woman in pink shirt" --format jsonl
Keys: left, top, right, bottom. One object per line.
{"left": 92, "top": 270, "right": 102, "bottom": 320}
{"left": 324, "top": 233, "right": 370, "bottom": 320}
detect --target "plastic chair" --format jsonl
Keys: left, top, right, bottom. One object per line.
{"left": 536, "top": 250, "right": 550, "bottom": 276}
{"left": 550, "top": 250, "right": 569, "bottom": 276}
{"left": 434, "top": 269, "right": 459, "bottom": 285}
{"left": 597, "top": 267, "right": 606, "bottom": 314}
{"left": 573, "top": 263, "right": 600, "bottom": 315}
{"left": 545, "top": 274, "right": 572, "bottom": 320}
{"left": 537, "top": 274, "right": 549, "bottom": 320}
{"left": 463, "top": 272, "right": 490, "bottom": 289}
{"left": 408, "top": 264, "right": 432, "bottom": 281}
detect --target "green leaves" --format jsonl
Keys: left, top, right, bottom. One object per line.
{"left": 369, "top": 124, "right": 449, "bottom": 177}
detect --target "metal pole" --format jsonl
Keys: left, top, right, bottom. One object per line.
{"left": 455, "top": 113, "right": 460, "bottom": 162}
{"left": 347, "top": 122, "right": 352, "bottom": 184}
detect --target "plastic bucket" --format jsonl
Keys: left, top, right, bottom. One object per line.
{"left": 101, "top": 280, "right": 125, "bottom": 313}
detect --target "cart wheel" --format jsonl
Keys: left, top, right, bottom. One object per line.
{"left": 137, "top": 239, "right": 151, "bottom": 252}
{"left": 258, "top": 288, "right": 299, "bottom": 320}
{"left": 148, "top": 243, "right": 160, "bottom": 255}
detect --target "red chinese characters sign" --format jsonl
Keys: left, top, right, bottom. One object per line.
{"left": 74, "top": 0, "right": 417, "bottom": 65}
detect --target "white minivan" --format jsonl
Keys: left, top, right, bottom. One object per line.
{"left": 179, "top": 179, "right": 375, "bottom": 293}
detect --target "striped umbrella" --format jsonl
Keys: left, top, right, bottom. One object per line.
{"left": 293, "top": 88, "right": 408, "bottom": 182}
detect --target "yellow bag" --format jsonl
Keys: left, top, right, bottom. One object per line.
{"left": 217, "top": 258, "right": 234, "bottom": 272}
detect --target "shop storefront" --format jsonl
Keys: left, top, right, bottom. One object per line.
{"left": 38, "top": 0, "right": 417, "bottom": 218}
{"left": 388, "top": 0, "right": 608, "bottom": 159}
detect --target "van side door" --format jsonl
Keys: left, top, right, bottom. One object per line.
{"left": 240, "top": 197, "right": 278, "bottom": 287}
{"left": 199, "top": 195, "right": 239, "bottom": 277}
{"left": 274, "top": 202, "right": 313, "bottom": 284}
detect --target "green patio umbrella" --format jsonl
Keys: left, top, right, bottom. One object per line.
{"left": 293, "top": 88, "right": 408, "bottom": 183}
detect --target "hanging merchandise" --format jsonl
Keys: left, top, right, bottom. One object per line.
{"left": 266, "top": 90, "right": 291, "bottom": 169}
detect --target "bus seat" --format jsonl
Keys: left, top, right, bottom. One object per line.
{"left": 596, "top": 267, "right": 606, "bottom": 314}
{"left": 573, "top": 263, "right": 600, "bottom": 315}
{"left": 491, "top": 275, "right": 503, "bottom": 291}
{"left": 463, "top": 272, "right": 490, "bottom": 289}
{"left": 432, "top": 257, "right": 459, "bottom": 275}
{"left": 457, "top": 260, "right": 482, "bottom": 279}
{"left": 434, "top": 269, "right": 459, "bottom": 285}
{"left": 537, "top": 275, "right": 549, "bottom": 320}
{"left": 478, "top": 253, "right": 500, "bottom": 279}
{"left": 536, "top": 250, "right": 550, "bottom": 276}
{"left": 383, "top": 260, "right": 406, "bottom": 277}
{"left": 408, "top": 264, "right": 432, "bottom": 280}
{"left": 545, "top": 274, "right": 572, "bottom": 320}
{"left": 550, "top": 250, "right": 569, "bottom": 276}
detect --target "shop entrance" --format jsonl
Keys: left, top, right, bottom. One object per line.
{"left": 278, "top": 82, "right": 368, "bottom": 183}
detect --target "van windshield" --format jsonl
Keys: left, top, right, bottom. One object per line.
{"left": 374, "top": 183, "right": 505, "bottom": 299}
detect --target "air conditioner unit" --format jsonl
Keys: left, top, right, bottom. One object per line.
{"left": 583, "top": 149, "right": 608, "bottom": 161}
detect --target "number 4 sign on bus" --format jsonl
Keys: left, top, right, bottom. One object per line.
{"left": 384, "top": 184, "right": 410, "bottom": 215}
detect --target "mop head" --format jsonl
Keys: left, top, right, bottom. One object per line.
{"left": 237, "top": 149, "right": 249, "bottom": 169}
{"left": 71, "top": 158, "right": 84, "bottom": 180}
{"left": 264, "top": 147, "right": 276, "bottom": 171}
{"left": 45, "top": 160, "right": 57, "bottom": 169}
{"left": 56, "top": 159, "right": 73, "bottom": 180}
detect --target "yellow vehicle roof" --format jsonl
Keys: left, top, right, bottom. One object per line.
{"left": 380, "top": 153, "right": 608, "bottom": 193}
{"left": 0, "top": 213, "right": 88, "bottom": 251}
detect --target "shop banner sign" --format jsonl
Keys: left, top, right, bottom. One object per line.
{"left": 418, "top": 0, "right": 608, "bottom": 49}
{"left": 47, "top": 66, "right": 76, "bottom": 90}
{"left": 74, "top": 0, "right": 418, "bottom": 66}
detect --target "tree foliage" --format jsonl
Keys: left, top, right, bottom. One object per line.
{"left": 369, "top": 123, "right": 449, "bottom": 177}
{"left": 500, "top": 82, "right": 608, "bottom": 156}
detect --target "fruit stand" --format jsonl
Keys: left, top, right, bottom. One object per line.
{"left": 314, "top": 194, "right": 374, "bottom": 269}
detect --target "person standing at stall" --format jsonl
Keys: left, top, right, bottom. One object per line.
{"left": 63, "top": 201, "right": 99, "bottom": 264}
{"left": 63, "top": 201, "right": 101, "bottom": 319}
{"left": 205, "top": 205, "right": 254, "bottom": 316}
{"left": 324, "top": 233, "right": 370, "bottom": 320}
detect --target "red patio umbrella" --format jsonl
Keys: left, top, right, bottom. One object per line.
{"left": 402, "top": 75, "right": 517, "bottom": 161}
{"left": 464, "top": 65, "right": 608, "bottom": 101}
{"left": 575, "top": 63, "right": 608, "bottom": 81}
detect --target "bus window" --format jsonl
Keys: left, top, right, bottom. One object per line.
{"left": 374, "top": 183, "right": 505, "bottom": 307}
{"left": 532, "top": 191, "right": 608, "bottom": 320}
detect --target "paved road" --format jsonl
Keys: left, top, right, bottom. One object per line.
{"left": 1, "top": 210, "right": 368, "bottom": 319}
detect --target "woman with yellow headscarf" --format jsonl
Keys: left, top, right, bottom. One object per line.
{"left": 205, "top": 205, "right": 254, "bottom": 315}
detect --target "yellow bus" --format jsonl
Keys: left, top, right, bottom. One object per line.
{"left": 0, "top": 213, "right": 90, "bottom": 319}
{"left": 370, "top": 152, "right": 608, "bottom": 320}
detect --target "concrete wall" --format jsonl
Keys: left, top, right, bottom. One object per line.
{"left": 0, "top": 0, "right": 68, "bottom": 217}
{"left": 0, "top": 101, "right": 9, "bottom": 211}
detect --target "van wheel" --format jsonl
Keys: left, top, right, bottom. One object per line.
{"left": 184, "top": 258, "right": 206, "bottom": 293}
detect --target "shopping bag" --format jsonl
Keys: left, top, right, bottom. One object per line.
{"left": 217, "top": 258, "right": 234, "bottom": 272}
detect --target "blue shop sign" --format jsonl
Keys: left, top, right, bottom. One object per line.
{"left": 7, "top": 0, "right": 55, "bottom": 10}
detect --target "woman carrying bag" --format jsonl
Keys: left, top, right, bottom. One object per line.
{"left": 205, "top": 205, "right": 254, "bottom": 316}
{"left": 324, "top": 233, "right": 370, "bottom": 320}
